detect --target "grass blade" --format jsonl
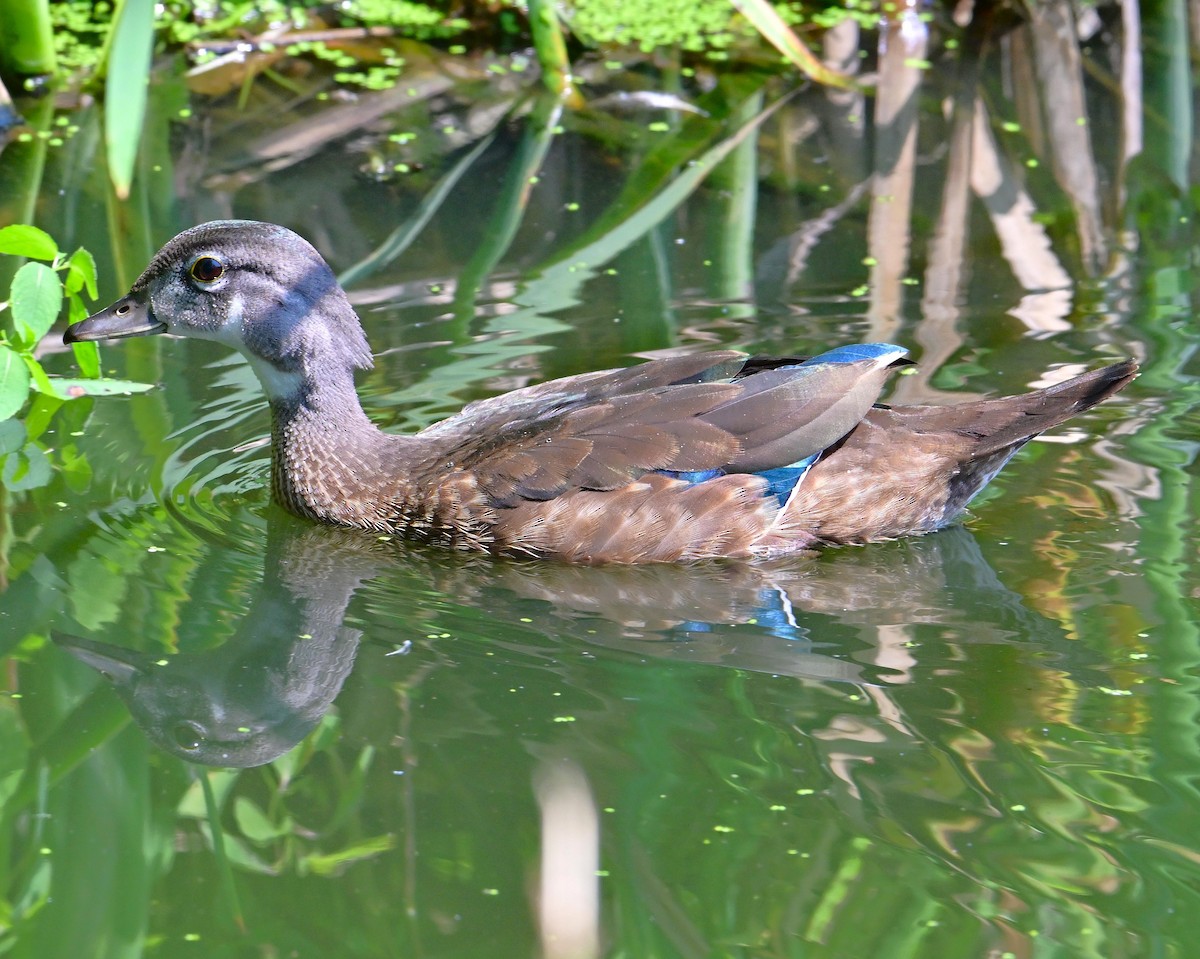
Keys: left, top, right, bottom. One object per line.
{"left": 0, "top": 0, "right": 57, "bottom": 75}
{"left": 729, "top": 0, "right": 859, "bottom": 89}
{"left": 104, "top": 0, "right": 156, "bottom": 199}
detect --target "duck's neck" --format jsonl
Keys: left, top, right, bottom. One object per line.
{"left": 265, "top": 367, "right": 419, "bottom": 526}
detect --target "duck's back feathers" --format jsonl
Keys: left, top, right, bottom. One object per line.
{"left": 418, "top": 346, "right": 909, "bottom": 511}
{"left": 410, "top": 351, "right": 1135, "bottom": 563}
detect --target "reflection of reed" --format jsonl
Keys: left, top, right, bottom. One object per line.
{"left": 866, "top": 4, "right": 928, "bottom": 339}
{"left": 534, "top": 759, "right": 600, "bottom": 959}
{"left": 1023, "top": 0, "right": 1107, "bottom": 274}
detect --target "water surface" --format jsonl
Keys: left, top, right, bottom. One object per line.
{"left": 1, "top": 20, "right": 1198, "bottom": 959}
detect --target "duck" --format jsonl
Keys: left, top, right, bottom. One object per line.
{"left": 63, "top": 220, "right": 1138, "bottom": 564}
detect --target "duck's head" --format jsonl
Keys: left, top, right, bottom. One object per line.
{"left": 64, "top": 220, "right": 374, "bottom": 401}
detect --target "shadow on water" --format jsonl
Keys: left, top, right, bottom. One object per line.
{"left": 55, "top": 508, "right": 1077, "bottom": 769}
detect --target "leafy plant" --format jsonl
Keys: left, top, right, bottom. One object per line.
{"left": 0, "top": 224, "right": 152, "bottom": 489}
{"left": 0, "top": 224, "right": 151, "bottom": 414}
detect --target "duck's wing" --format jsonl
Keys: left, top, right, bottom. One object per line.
{"left": 417, "top": 347, "right": 908, "bottom": 507}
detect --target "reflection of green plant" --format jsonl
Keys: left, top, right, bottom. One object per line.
{"left": 0, "top": 225, "right": 152, "bottom": 491}
{"left": 177, "top": 716, "right": 393, "bottom": 886}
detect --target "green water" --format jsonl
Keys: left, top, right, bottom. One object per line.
{"left": 2, "top": 27, "right": 1199, "bottom": 959}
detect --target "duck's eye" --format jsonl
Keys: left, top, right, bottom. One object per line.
{"left": 189, "top": 256, "right": 225, "bottom": 284}
{"left": 171, "top": 721, "right": 204, "bottom": 752}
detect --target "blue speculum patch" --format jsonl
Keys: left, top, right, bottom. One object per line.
{"left": 805, "top": 342, "right": 908, "bottom": 366}
{"left": 756, "top": 454, "right": 820, "bottom": 503}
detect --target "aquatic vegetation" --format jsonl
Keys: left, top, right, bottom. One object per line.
{"left": 0, "top": 225, "right": 151, "bottom": 490}
{"left": 562, "top": 0, "right": 741, "bottom": 53}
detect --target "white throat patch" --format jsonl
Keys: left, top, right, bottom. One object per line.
{"left": 197, "top": 291, "right": 305, "bottom": 402}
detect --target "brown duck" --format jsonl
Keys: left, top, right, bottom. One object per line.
{"left": 64, "top": 221, "right": 1138, "bottom": 564}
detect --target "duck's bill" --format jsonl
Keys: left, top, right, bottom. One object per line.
{"left": 51, "top": 633, "right": 148, "bottom": 687}
{"left": 63, "top": 294, "right": 166, "bottom": 343}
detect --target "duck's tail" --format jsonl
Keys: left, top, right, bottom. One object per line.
{"left": 922, "top": 358, "right": 1140, "bottom": 458}
{"left": 772, "top": 359, "right": 1139, "bottom": 547}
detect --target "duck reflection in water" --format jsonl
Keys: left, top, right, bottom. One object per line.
{"left": 55, "top": 513, "right": 375, "bottom": 767}
{"left": 56, "top": 508, "right": 1075, "bottom": 768}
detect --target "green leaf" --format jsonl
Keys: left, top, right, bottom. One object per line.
{"left": 10, "top": 262, "right": 63, "bottom": 345}
{"left": 196, "top": 822, "right": 277, "bottom": 875}
{"left": 23, "top": 392, "right": 63, "bottom": 441}
{"left": 66, "top": 542, "right": 127, "bottom": 630}
{"left": 105, "top": 0, "right": 156, "bottom": 199}
{"left": 40, "top": 377, "right": 154, "bottom": 400}
{"left": 64, "top": 248, "right": 98, "bottom": 298}
{"left": 0, "top": 225, "right": 58, "bottom": 261}
{"left": 0, "top": 418, "right": 25, "bottom": 455}
{"left": 58, "top": 442, "right": 93, "bottom": 492}
{"left": 24, "top": 354, "right": 55, "bottom": 395}
{"left": 2, "top": 442, "right": 51, "bottom": 491}
{"left": 67, "top": 293, "right": 86, "bottom": 323}
{"left": 0, "top": 345, "right": 31, "bottom": 420}
{"left": 234, "top": 797, "right": 291, "bottom": 844}
{"left": 301, "top": 835, "right": 395, "bottom": 877}
{"left": 71, "top": 340, "right": 101, "bottom": 378}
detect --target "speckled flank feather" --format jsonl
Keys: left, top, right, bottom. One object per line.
{"left": 64, "top": 221, "right": 1140, "bottom": 565}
